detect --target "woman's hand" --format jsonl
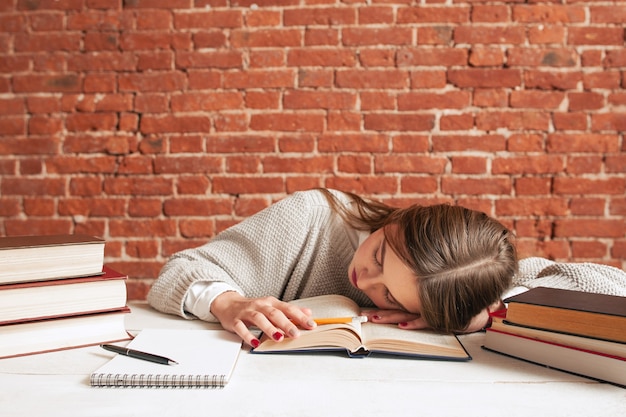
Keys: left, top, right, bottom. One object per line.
{"left": 210, "top": 292, "right": 317, "bottom": 348}
{"left": 360, "top": 309, "right": 427, "bottom": 330}
{"left": 362, "top": 299, "right": 505, "bottom": 333}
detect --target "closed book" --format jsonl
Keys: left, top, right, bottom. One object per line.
{"left": 252, "top": 295, "right": 470, "bottom": 361}
{"left": 0, "top": 266, "right": 127, "bottom": 324}
{"left": 0, "top": 308, "right": 131, "bottom": 359}
{"left": 483, "top": 327, "right": 626, "bottom": 388}
{"left": 504, "top": 287, "right": 626, "bottom": 343}
{"left": 90, "top": 329, "right": 242, "bottom": 388}
{"left": 490, "top": 312, "right": 626, "bottom": 359}
{"left": 0, "top": 234, "right": 105, "bottom": 285}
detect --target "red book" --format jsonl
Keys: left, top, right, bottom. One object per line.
{"left": 0, "top": 266, "right": 128, "bottom": 325}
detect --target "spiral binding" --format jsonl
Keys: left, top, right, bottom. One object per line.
{"left": 90, "top": 372, "right": 226, "bottom": 388}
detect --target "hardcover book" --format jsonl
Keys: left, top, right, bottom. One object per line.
{"left": 0, "top": 234, "right": 105, "bottom": 284}
{"left": 504, "top": 287, "right": 626, "bottom": 343}
{"left": 0, "top": 308, "right": 131, "bottom": 359}
{"left": 483, "top": 327, "right": 626, "bottom": 387}
{"left": 252, "top": 295, "right": 470, "bottom": 361}
{"left": 0, "top": 266, "right": 127, "bottom": 324}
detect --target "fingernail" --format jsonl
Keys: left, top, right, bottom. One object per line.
{"left": 399, "top": 322, "right": 408, "bottom": 327}
{"left": 288, "top": 327, "right": 300, "bottom": 337}
{"left": 251, "top": 338, "right": 260, "bottom": 348}
{"left": 306, "top": 319, "right": 316, "bottom": 327}
{"left": 272, "top": 331, "right": 283, "bottom": 341}
{"left": 372, "top": 315, "right": 381, "bottom": 321}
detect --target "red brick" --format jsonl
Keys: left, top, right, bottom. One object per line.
{"left": 454, "top": 26, "right": 525, "bottom": 44}
{"left": 493, "top": 155, "right": 564, "bottom": 175}
{"left": 469, "top": 47, "right": 505, "bottom": 66}
{"left": 433, "top": 135, "right": 506, "bottom": 152}
{"left": 510, "top": 91, "right": 565, "bottom": 109}
{"left": 174, "top": 10, "right": 242, "bottom": 29}
{"left": 448, "top": 69, "right": 521, "bottom": 88}
{"left": 555, "top": 219, "right": 625, "bottom": 238}
{"left": 248, "top": 49, "right": 285, "bottom": 68}
{"left": 515, "top": 177, "right": 552, "bottom": 195}
{"left": 325, "top": 176, "right": 398, "bottom": 195}
{"left": 212, "top": 176, "right": 284, "bottom": 194}
{"left": 451, "top": 156, "right": 487, "bottom": 174}
{"left": 513, "top": 5, "right": 586, "bottom": 23}
{"left": 342, "top": 27, "right": 413, "bottom": 46}
{"left": 554, "top": 178, "right": 625, "bottom": 195}
{"left": 283, "top": 7, "right": 355, "bottom": 26}
{"left": 164, "top": 197, "right": 231, "bottom": 216}
{"left": 304, "top": 28, "right": 339, "bottom": 46}
{"left": 570, "top": 198, "right": 607, "bottom": 216}
{"left": 397, "top": 6, "right": 469, "bottom": 23}
{"left": 397, "top": 48, "right": 467, "bottom": 66}
{"left": 250, "top": 113, "right": 324, "bottom": 132}
{"left": 284, "top": 91, "right": 356, "bottom": 110}
{"left": 364, "top": 114, "right": 434, "bottom": 132}
{"left": 496, "top": 198, "right": 568, "bottom": 216}
{"left": 547, "top": 134, "right": 619, "bottom": 153}
{"left": 398, "top": 91, "right": 470, "bottom": 110}
{"left": 442, "top": 177, "right": 512, "bottom": 195}
{"left": 231, "top": 29, "right": 301, "bottom": 48}
{"left": 375, "top": 155, "right": 447, "bottom": 174}
{"left": 476, "top": 111, "right": 550, "bottom": 131}
{"left": 417, "top": 27, "right": 453, "bottom": 45}
{"left": 568, "top": 27, "right": 624, "bottom": 45}
{"left": 338, "top": 155, "right": 372, "bottom": 174}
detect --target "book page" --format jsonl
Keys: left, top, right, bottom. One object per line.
{"left": 361, "top": 323, "right": 469, "bottom": 358}
{"left": 289, "top": 294, "right": 361, "bottom": 318}
{"left": 253, "top": 295, "right": 364, "bottom": 353}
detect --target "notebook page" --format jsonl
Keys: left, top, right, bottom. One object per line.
{"left": 90, "top": 328, "right": 242, "bottom": 387}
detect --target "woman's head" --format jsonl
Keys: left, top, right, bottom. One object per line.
{"left": 383, "top": 204, "right": 517, "bottom": 333}
{"left": 319, "top": 188, "right": 517, "bottom": 333}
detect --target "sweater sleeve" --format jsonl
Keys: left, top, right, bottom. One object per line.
{"left": 147, "top": 190, "right": 342, "bottom": 319}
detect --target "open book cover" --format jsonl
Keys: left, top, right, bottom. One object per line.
{"left": 90, "top": 329, "right": 243, "bottom": 388}
{"left": 252, "top": 295, "right": 470, "bottom": 361}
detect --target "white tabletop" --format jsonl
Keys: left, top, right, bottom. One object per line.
{"left": 1, "top": 302, "right": 624, "bottom": 417}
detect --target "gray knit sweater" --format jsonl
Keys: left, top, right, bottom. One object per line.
{"left": 147, "top": 189, "right": 626, "bottom": 321}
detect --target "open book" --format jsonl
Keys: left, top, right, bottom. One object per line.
{"left": 252, "top": 295, "right": 470, "bottom": 361}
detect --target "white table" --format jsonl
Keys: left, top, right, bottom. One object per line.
{"left": 1, "top": 302, "right": 624, "bottom": 417}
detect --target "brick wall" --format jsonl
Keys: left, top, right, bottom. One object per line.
{"left": 0, "top": 1, "right": 624, "bottom": 300}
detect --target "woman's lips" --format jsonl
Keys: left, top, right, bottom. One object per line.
{"left": 351, "top": 269, "right": 358, "bottom": 288}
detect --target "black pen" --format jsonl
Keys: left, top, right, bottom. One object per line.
{"left": 100, "top": 344, "right": 179, "bottom": 366}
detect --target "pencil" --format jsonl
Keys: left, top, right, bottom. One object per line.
{"left": 292, "top": 316, "right": 368, "bottom": 326}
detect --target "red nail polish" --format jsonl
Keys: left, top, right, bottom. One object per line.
{"left": 399, "top": 322, "right": 408, "bottom": 327}
{"left": 251, "top": 338, "right": 260, "bottom": 348}
{"left": 272, "top": 331, "right": 283, "bottom": 341}
{"left": 372, "top": 315, "right": 381, "bottom": 320}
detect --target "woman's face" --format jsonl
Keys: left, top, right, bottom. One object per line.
{"left": 348, "top": 227, "right": 422, "bottom": 315}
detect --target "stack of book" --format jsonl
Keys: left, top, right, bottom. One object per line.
{"left": 483, "top": 286, "right": 626, "bottom": 387}
{"left": 0, "top": 234, "right": 131, "bottom": 359}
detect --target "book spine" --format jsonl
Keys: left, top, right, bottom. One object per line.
{"left": 90, "top": 373, "right": 227, "bottom": 388}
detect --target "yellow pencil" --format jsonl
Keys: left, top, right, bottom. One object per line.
{"left": 292, "top": 316, "right": 368, "bottom": 326}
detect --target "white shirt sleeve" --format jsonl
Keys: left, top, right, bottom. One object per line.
{"left": 184, "top": 281, "right": 241, "bottom": 322}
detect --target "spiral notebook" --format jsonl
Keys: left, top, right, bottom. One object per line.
{"left": 90, "top": 328, "right": 242, "bottom": 388}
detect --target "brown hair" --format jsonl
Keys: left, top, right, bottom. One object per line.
{"left": 319, "top": 188, "right": 518, "bottom": 333}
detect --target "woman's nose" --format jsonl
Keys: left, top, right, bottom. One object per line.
{"left": 359, "top": 269, "right": 382, "bottom": 289}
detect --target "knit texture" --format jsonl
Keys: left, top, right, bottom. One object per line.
{"left": 515, "top": 257, "right": 626, "bottom": 297}
{"left": 147, "top": 190, "right": 372, "bottom": 319}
